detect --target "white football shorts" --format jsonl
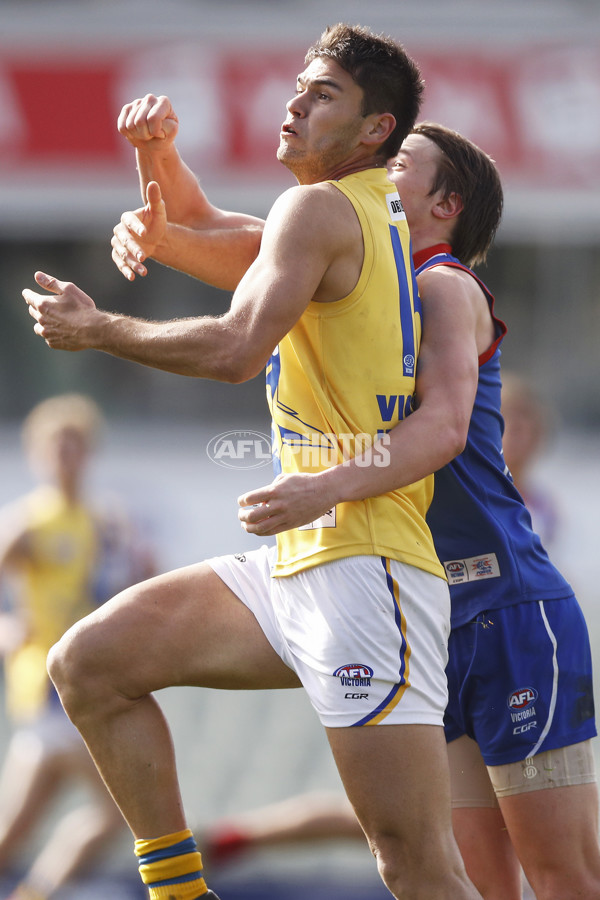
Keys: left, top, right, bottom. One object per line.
{"left": 207, "top": 544, "right": 450, "bottom": 728}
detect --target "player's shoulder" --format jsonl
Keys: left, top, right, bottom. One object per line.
{"left": 0, "top": 494, "right": 35, "bottom": 556}
{"left": 264, "top": 182, "right": 358, "bottom": 249}
{"left": 269, "top": 181, "right": 351, "bottom": 217}
{"left": 418, "top": 261, "right": 482, "bottom": 296}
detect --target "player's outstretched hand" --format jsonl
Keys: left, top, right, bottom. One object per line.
{"left": 22, "top": 272, "right": 99, "bottom": 351}
{"left": 238, "top": 472, "right": 336, "bottom": 536}
{"left": 118, "top": 94, "right": 179, "bottom": 150}
{"left": 112, "top": 181, "right": 167, "bottom": 281}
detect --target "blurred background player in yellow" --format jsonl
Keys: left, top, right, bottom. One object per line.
{"left": 0, "top": 393, "right": 156, "bottom": 900}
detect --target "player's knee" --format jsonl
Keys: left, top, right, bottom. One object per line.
{"left": 368, "top": 829, "right": 469, "bottom": 898}
{"left": 368, "top": 832, "right": 411, "bottom": 895}
{"left": 47, "top": 621, "right": 112, "bottom": 720}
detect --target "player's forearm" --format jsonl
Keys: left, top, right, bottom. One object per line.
{"left": 319, "top": 407, "right": 468, "bottom": 505}
{"left": 85, "top": 309, "right": 257, "bottom": 382}
{"left": 153, "top": 222, "right": 262, "bottom": 291}
{"left": 136, "top": 145, "right": 212, "bottom": 227}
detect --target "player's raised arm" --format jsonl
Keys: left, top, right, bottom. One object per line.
{"left": 115, "top": 95, "right": 265, "bottom": 286}
{"left": 23, "top": 182, "right": 350, "bottom": 382}
{"left": 118, "top": 93, "right": 200, "bottom": 224}
{"left": 119, "top": 94, "right": 265, "bottom": 232}
{"left": 111, "top": 181, "right": 263, "bottom": 290}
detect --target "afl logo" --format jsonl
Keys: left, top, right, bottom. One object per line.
{"left": 507, "top": 687, "right": 538, "bottom": 710}
{"left": 447, "top": 562, "right": 465, "bottom": 574}
{"left": 206, "top": 430, "right": 272, "bottom": 469}
{"left": 334, "top": 664, "right": 374, "bottom": 679}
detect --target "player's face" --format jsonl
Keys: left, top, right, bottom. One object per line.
{"left": 35, "top": 426, "right": 90, "bottom": 485}
{"left": 278, "top": 58, "right": 367, "bottom": 183}
{"left": 387, "top": 133, "right": 444, "bottom": 228}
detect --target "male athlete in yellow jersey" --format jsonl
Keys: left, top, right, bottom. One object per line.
{"left": 22, "top": 26, "right": 482, "bottom": 900}
{"left": 110, "top": 103, "right": 600, "bottom": 899}
{"left": 0, "top": 395, "right": 154, "bottom": 900}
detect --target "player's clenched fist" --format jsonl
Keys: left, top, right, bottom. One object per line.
{"left": 117, "top": 94, "right": 179, "bottom": 149}
{"left": 22, "top": 272, "right": 100, "bottom": 351}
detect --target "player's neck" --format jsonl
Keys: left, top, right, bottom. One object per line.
{"left": 409, "top": 224, "right": 450, "bottom": 256}
{"left": 325, "top": 156, "right": 386, "bottom": 182}
{"left": 294, "top": 150, "right": 386, "bottom": 185}
{"left": 55, "top": 476, "right": 83, "bottom": 505}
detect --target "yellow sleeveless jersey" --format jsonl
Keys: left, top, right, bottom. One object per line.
{"left": 267, "top": 167, "right": 444, "bottom": 580}
{"left": 5, "top": 484, "right": 98, "bottom": 720}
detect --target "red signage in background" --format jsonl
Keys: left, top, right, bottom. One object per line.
{"left": 220, "top": 50, "right": 301, "bottom": 169}
{"left": 417, "top": 44, "right": 600, "bottom": 186}
{"left": 415, "top": 52, "right": 518, "bottom": 170}
{"left": 0, "top": 40, "right": 598, "bottom": 188}
{"left": 9, "top": 63, "right": 121, "bottom": 161}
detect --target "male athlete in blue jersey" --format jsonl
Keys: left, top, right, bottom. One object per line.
{"left": 109, "top": 108, "right": 600, "bottom": 900}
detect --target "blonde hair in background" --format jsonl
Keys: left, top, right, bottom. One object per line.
{"left": 22, "top": 393, "right": 105, "bottom": 455}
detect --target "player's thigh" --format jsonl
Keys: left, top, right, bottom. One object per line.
{"left": 448, "top": 734, "right": 498, "bottom": 809}
{"left": 499, "top": 782, "right": 600, "bottom": 872}
{"left": 448, "top": 736, "right": 521, "bottom": 898}
{"left": 60, "top": 562, "right": 299, "bottom": 695}
{"left": 326, "top": 723, "right": 453, "bottom": 843}
{"left": 493, "top": 741, "right": 600, "bottom": 872}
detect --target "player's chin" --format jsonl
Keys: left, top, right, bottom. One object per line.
{"left": 276, "top": 141, "right": 298, "bottom": 164}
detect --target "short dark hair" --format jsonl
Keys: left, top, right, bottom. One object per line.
{"left": 305, "top": 23, "right": 424, "bottom": 159}
{"left": 412, "top": 122, "right": 503, "bottom": 268}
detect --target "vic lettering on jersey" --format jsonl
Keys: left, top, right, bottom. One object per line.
{"left": 376, "top": 393, "right": 413, "bottom": 423}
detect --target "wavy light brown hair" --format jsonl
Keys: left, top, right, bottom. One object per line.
{"left": 23, "top": 393, "right": 104, "bottom": 454}
{"left": 306, "top": 23, "right": 424, "bottom": 160}
{"left": 413, "top": 122, "right": 503, "bottom": 268}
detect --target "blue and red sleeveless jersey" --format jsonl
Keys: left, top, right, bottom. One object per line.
{"left": 415, "top": 245, "right": 573, "bottom": 629}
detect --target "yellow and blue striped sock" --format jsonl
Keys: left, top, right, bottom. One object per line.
{"left": 134, "top": 828, "right": 208, "bottom": 900}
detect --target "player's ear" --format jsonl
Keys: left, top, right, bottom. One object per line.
{"left": 362, "top": 112, "right": 396, "bottom": 147}
{"left": 432, "top": 191, "right": 463, "bottom": 221}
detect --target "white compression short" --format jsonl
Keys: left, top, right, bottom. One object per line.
{"left": 207, "top": 543, "right": 451, "bottom": 728}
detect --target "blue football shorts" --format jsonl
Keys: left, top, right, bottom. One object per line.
{"left": 444, "top": 595, "right": 597, "bottom": 766}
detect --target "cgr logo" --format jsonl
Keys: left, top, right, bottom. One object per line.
{"left": 206, "top": 430, "right": 271, "bottom": 469}
{"left": 513, "top": 721, "right": 537, "bottom": 735}
{"left": 507, "top": 687, "right": 538, "bottom": 710}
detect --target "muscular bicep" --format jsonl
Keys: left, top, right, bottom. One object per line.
{"left": 224, "top": 187, "right": 347, "bottom": 377}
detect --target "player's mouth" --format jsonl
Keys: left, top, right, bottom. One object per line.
{"left": 281, "top": 121, "right": 298, "bottom": 137}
